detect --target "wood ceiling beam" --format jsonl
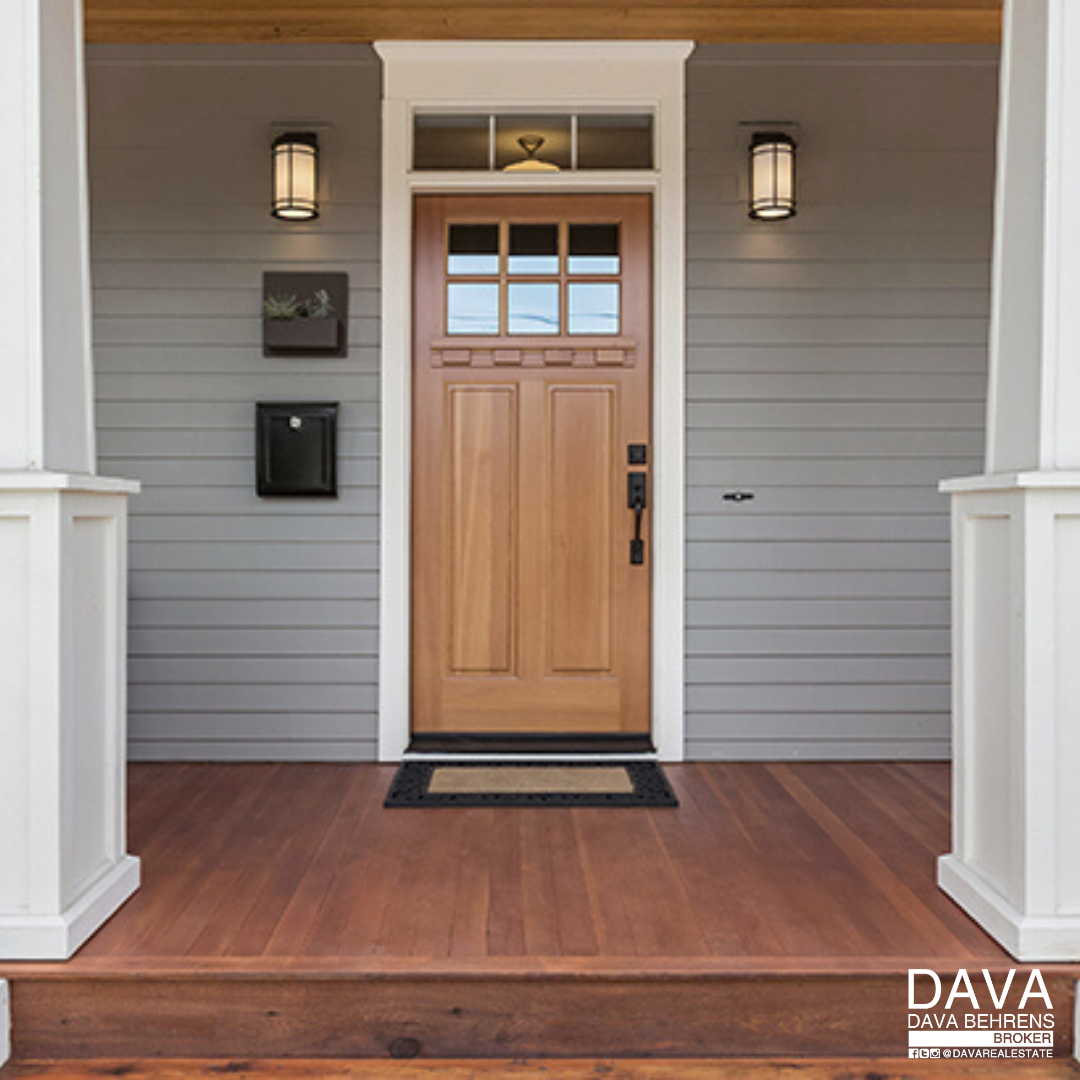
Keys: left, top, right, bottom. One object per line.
{"left": 84, "top": 3, "right": 1003, "bottom": 45}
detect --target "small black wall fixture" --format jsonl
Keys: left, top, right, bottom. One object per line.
{"left": 749, "top": 131, "right": 797, "bottom": 221}
{"left": 256, "top": 403, "right": 338, "bottom": 497}
{"left": 272, "top": 132, "right": 319, "bottom": 221}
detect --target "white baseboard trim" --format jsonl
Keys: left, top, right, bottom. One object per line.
{"left": 0, "top": 979, "right": 9, "bottom": 1069}
{"left": 939, "top": 855, "right": 1080, "bottom": 962}
{"left": 0, "top": 855, "right": 140, "bottom": 961}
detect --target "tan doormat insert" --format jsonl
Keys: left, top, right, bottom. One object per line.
{"left": 429, "top": 765, "right": 635, "bottom": 795}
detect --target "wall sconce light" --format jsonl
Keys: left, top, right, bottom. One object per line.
{"left": 272, "top": 132, "right": 319, "bottom": 221}
{"left": 749, "top": 132, "right": 796, "bottom": 221}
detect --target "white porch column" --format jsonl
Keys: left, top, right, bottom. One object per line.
{"left": 939, "top": 0, "right": 1080, "bottom": 960}
{"left": 0, "top": 0, "right": 139, "bottom": 959}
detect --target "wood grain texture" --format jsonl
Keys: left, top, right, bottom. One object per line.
{"left": 6, "top": 763, "right": 1080, "bottom": 1063}
{"left": 448, "top": 386, "right": 518, "bottom": 675}
{"left": 0, "top": 761, "right": 1055, "bottom": 971}
{"left": 8, "top": 975, "right": 1076, "bottom": 1060}
{"left": 83, "top": 3, "right": 1003, "bottom": 45}
{"left": 548, "top": 388, "right": 615, "bottom": 674}
{"left": 7, "top": 1060, "right": 1078, "bottom": 1078}
{"left": 412, "top": 194, "right": 651, "bottom": 735}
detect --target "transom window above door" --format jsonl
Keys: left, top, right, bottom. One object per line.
{"left": 413, "top": 113, "right": 654, "bottom": 172}
{"left": 445, "top": 221, "right": 623, "bottom": 337}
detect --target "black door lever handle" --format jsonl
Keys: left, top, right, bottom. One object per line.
{"left": 628, "top": 473, "right": 647, "bottom": 565}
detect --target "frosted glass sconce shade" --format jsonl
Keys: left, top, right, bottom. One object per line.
{"left": 272, "top": 132, "right": 319, "bottom": 221}
{"left": 749, "top": 132, "right": 796, "bottom": 221}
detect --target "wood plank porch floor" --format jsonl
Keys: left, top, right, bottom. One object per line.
{"left": 65, "top": 762, "right": 1012, "bottom": 967}
{"left": 6, "top": 763, "right": 1079, "bottom": 1063}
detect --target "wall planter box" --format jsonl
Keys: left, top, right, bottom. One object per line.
{"left": 262, "top": 271, "right": 349, "bottom": 357}
{"left": 263, "top": 316, "right": 341, "bottom": 353}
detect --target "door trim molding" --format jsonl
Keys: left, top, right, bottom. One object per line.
{"left": 375, "top": 41, "right": 693, "bottom": 761}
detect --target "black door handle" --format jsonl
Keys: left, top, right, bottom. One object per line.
{"left": 628, "top": 473, "right": 647, "bottom": 565}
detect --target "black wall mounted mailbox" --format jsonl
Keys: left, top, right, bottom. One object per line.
{"left": 256, "top": 403, "right": 338, "bottom": 497}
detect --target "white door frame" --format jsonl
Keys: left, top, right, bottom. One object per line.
{"left": 375, "top": 42, "right": 693, "bottom": 761}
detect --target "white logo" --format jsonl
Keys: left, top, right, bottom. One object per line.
{"left": 908, "top": 968, "right": 1053, "bottom": 1011}
{"left": 907, "top": 968, "right": 1056, "bottom": 1061}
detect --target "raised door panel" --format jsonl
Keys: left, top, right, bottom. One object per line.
{"left": 547, "top": 385, "right": 615, "bottom": 675}
{"left": 447, "top": 385, "right": 518, "bottom": 676}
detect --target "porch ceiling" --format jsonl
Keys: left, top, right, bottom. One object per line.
{"left": 84, "top": 1, "right": 1002, "bottom": 45}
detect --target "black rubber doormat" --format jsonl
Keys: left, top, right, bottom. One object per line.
{"left": 384, "top": 760, "right": 678, "bottom": 808}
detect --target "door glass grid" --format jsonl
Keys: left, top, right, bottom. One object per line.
{"left": 445, "top": 221, "right": 622, "bottom": 337}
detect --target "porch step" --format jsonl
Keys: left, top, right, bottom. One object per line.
{"left": 3, "top": 1060, "right": 1079, "bottom": 1078}
{"left": 6, "top": 970, "right": 1077, "bottom": 1062}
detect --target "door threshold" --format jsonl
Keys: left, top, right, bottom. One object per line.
{"left": 407, "top": 733, "right": 656, "bottom": 756}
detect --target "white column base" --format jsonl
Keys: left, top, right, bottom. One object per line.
{"left": 0, "top": 855, "right": 140, "bottom": 961}
{"left": 939, "top": 855, "right": 1080, "bottom": 962}
{"left": 0, "top": 474, "right": 139, "bottom": 962}
{"left": 941, "top": 474, "right": 1080, "bottom": 963}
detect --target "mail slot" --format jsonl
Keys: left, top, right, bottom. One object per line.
{"left": 256, "top": 402, "right": 338, "bottom": 497}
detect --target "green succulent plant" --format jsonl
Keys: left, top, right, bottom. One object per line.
{"left": 303, "top": 288, "right": 335, "bottom": 319}
{"left": 263, "top": 289, "right": 336, "bottom": 320}
{"left": 262, "top": 293, "right": 303, "bottom": 320}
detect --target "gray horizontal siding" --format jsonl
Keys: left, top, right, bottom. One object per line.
{"left": 130, "top": 599, "right": 379, "bottom": 628}
{"left": 128, "top": 741, "right": 379, "bottom": 762}
{"left": 684, "top": 44, "right": 998, "bottom": 760}
{"left": 88, "top": 45, "right": 381, "bottom": 761}
{"left": 88, "top": 43, "right": 998, "bottom": 764}
{"left": 691, "top": 740, "right": 951, "bottom": 761}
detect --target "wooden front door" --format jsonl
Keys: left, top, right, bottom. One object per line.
{"left": 411, "top": 194, "right": 651, "bottom": 735}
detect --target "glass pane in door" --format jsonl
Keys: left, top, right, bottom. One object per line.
{"left": 568, "top": 283, "right": 620, "bottom": 335}
{"left": 447, "top": 283, "right": 500, "bottom": 335}
{"left": 568, "top": 224, "right": 620, "bottom": 275}
{"left": 448, "top": 223, "right": 500, "bottom": 275}
{"left": 508, "top": 283, "right": 560, "bottom": 334}
{"left": 509, "top": 224, "right": 560, "bottom": 275}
